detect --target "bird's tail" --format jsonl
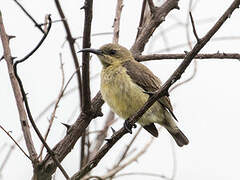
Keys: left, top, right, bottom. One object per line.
{"left": 167, "top": 128, "right": 189, "bottom": 147}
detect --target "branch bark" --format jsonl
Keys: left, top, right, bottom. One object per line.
{"left": 135, "top": 53, "right": 240, "bottom": 61}
{"left": 112, "top": 0, "right": 124, "bottom": 44}
{"left": 0, "top": 11, "right": 38, "bottom": 166}
{"left": 131, "top": 0, "right": 180, "bottom": 55}
{"left": 54, "top": 0, "right": 83, "bottom": 107}
{"left": 80, "top": 0, "right": 93, "bottom": 168}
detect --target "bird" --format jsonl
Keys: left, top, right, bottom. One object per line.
{"left": 79, "top": 43, "right": 189, "bottom": 147}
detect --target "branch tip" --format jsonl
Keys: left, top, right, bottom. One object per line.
{"left": 189, "top": 12, "right": 200, "bottom": 43}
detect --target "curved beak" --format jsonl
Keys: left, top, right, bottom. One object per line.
{"left": 78, "top": 48, "right": 103, "bottom": 56}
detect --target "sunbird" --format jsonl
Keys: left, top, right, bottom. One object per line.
{"left": 79, "top": 43, "right": 189, "bottom": 147}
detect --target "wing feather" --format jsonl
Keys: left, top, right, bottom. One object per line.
{"left": 122, "top": 60, "right": 173, "bottom": 111}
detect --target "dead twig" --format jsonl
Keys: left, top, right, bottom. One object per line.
{"left": 0, "top": 125, "right": 30, "bottom": 161}
{"left": 189, "top": 12, "right": 200, "bottom": 42}
{"left": 131, "top": 0, "right": 180, "bottom": 55}
{"left": 13, "top": 0, "right": 45, "bottom": 34}
{"left": 112, "top": 0, "right": 124, "bottom": 44}
{"left": 39, "top": 54, "right": 66, "bottom": 160}
{"left": 0, "top": 10, "right": 38, "bottom": 165}
{"left": 135, "top": 52, "right": 240, "bottom": 61}
{"left": 54, "top": 0, "right": 83, "bottom": 107}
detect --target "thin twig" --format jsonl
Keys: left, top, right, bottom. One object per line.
{"left": 135, "top": 53, "right": 240, "bottom": 61}
{"left": 155, "top": 36, "right": 240, "bottom": 53}
{"left": 170, "top": 56, "right": 198, "bottom": 92}
{"left": 115, "top": 127, "right": 142, "bottom": 167}
{"left": 39, "top": 53, "right": 66, "bottom": 160}
{"left": 136, "top": 0, "right": 147, "bottom": 40}
{"left": 108, "top": 127, "right": 142, "bottom": 180}
{"left": 189, "top": 12, "right": 200, "bottom": 42}
{"left": 75, "top": 32, "right": 113, "bottom": 40}
{"left": 112, "top": 0, "right": 124, "bottom": 44}
{"left": 54, "top": 0, "right": 83, "bottom": 108}
{"left": 70, "top": 1, "right": 240, "bottom": 178}
{"left": 90, "top": 111, "right": 115, "bottom": 159}
{"left": 39, "top": 19, "right": 64, "bottom": 26}
{"left": 0, "top": 10, "right": 38, "bottom": 164}
{"left": 0, "top": 125, "right": 31, "bottom": 160}
{"left": 12, "top": 16, "right": 70, "bottom": 179}
{"left": 14, "top": 15, "right": 52, "bottom": 64}
{"left": 13, "top": 0, "right": 45, "bottom": 34}
{"left": 100, "top": 138, "right": 154, "bottom": 179}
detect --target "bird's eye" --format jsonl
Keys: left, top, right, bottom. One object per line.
{"left": 109, "top": 49, "right": 116, "bottom": 55}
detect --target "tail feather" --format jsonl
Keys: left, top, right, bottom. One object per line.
{"left": 167, "top": 129, "right": 189, "bottom": 147}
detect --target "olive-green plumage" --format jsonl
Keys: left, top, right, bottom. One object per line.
{"left": 79, "top": 43, "right": 189, "bottom": 147}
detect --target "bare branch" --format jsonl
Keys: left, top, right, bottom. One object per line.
{"left": 136, "top": 0, "right": 147, "bottom": 39}
{"left": 90, "top": 111, "right": 115, "bottom": 159}
{"left": 100, "top": 137, "right": 154, "bottom": 180}
{"left": 135, "top": 53, "right": 240, "bottom": 61}
{"left": 8, "top": 16, "right": 69, "bottom": 179}
{"left": 54, "top": 0, "right": 83, "bottom": 107}
{"left": 75, "top": 32, "right": 113, "bottom": 40}
{"left": 81, "top": 0, "right": 93, "bottom": 113}
{"left": 0, "top": 10, "right": 38, "bottom": 165}
{"left": 39, "top": 54, "right": 66, "bottom": 160}
{"left": 156, "top": 36, "right": 240, "bottom": 53}
{"left": 39, "top": 91, "right": 104, "bottom": 179}
{"left": 170, "top": 60, "right": 197, "bottom": 92}
{"left": 112, "top": 0, "right": 124, "bottom": 44}
{"left": 189, "top": 12, "right": 200, "bottom": 42}
{"left": 13, "top": 0, "right": 45, "bottom": 34}
{"left": 0, "top": 125, "right": 31, "bottom": 160}
{"left": 114, "top": 127, "right": 142, "bottom": 167}
{"left": 131, "top": 0, "right": 180, "bottom": 55}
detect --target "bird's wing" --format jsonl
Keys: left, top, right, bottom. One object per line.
{"left": 122, "top": 59, "right": 174, "bottom": 113}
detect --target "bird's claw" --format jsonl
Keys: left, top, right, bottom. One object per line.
{"left": 124, "top": 120, "right": 137, "bottom": 134}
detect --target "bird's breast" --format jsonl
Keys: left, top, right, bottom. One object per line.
{"left": 100, "top": 65, "right": 148, "bottom": 119}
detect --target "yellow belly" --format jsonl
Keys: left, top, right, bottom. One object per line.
{"left": 100, "top": 64, "right": 165, "bottom": 126}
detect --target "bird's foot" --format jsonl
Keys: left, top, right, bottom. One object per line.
{"left": 124, "top": 120, "right": 137, "bottom": 134}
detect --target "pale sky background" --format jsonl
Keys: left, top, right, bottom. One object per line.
{"left": 0, "top": 0, "right": 240, "bottom": 180}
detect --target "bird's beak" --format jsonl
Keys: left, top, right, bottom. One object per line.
{"left": 78, "top": 48, "right": 103, "bottom": 56}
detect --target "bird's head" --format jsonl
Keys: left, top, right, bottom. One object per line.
{"left": 78, "top": 43, "right": 133, "bottom": 67}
